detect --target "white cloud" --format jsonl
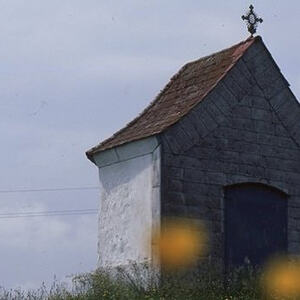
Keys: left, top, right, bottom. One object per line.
{"left": 0, "top": 201, "right": 68, "bottom": 249}
{"left": 0, "top": 200, "right": 97, "bottom": 289}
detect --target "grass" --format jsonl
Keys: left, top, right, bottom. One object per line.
{"left": 0, "top": 264, "right": 266, "bottom": 300}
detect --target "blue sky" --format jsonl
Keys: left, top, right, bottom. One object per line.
{"left": 0, "top": 0, "right": 299, "bottom": 289}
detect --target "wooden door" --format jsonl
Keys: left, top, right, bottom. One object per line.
{"left": 225, "top": 183, "right": 287, "bottom": 271}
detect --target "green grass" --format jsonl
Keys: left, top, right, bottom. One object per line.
{"left": 0, "top": 265, "right": 266, "bottom": 300}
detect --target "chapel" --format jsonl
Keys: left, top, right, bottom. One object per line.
{"left": 87, "top": 23, "right": 300, "bottom": 273}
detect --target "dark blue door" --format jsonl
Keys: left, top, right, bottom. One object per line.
{"left": 225, "top": 183, "right": 287, "bottom": 271}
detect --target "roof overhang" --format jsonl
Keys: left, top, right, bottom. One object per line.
{"left": 89, "top": 136, "right": 159, "bottom": 167}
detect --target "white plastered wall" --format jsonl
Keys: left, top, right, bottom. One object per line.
{"left": 93, "top": 137, "right": 161, "bottom": 268}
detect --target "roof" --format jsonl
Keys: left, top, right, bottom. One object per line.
{"left": 87, "top": 36, "right": 259, "bottom": 161}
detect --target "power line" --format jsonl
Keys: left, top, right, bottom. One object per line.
{"left": 0, "top": 208, "right": 98, "bottom": 219}
{"left": 0, "top": 208, "right": 98, "bottom": 216}
{"left": 0, "top": 212, "right": 98, "bottom": 219}
{"left": 0, "top": 212, "right": 97, "bottom": 219}
{"left": 0, "top": 186, "right": 100, "bottom": 194}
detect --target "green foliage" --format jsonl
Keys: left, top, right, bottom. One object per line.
{"left": 0, "top": 265, "right": 264, "bottom": 300}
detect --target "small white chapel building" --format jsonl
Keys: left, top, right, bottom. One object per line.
{"left": 87, "top": 35, "right": 300, "bottom": 273}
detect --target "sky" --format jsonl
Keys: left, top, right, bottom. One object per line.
{"left": 0, "top": 0, "right": 299, "bottom": 290}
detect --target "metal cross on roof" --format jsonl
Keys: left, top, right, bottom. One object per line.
{"left": 242, "top": 5, "right": 263, "bottom": 36}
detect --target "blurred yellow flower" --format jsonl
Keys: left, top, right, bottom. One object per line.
{"left": 262, "top": 256, "right": 300, "bottom": 298}
{"left": 152, "top": 218, "right": 207, "bottom": 271}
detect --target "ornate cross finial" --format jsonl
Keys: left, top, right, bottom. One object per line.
{"left": 242, "top": 5, "right": 263, "bottom": 36}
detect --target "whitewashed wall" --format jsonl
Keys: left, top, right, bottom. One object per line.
{"left": 93, "top": 137, "right": 161, "bottom": 268}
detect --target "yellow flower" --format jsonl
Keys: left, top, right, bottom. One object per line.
{"left": 262, "top": 256, "right": 300, "bottom": 298}
{"left": 152, "top": 218, "right": 207, "bottom": 271}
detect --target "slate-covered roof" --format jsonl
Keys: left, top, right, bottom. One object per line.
{"left": 87, "top": 36, "right": 259, "bottom": 161}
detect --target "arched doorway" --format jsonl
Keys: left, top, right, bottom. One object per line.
{"left": 224, "top": 183, "right": 288, "bottom": 271}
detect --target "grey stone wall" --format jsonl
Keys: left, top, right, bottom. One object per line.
{"left": 159, "top": 38, "right": 300, "bottom": 271}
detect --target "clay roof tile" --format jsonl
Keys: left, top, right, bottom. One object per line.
{"left": 87, "top": 36, "right": 259, "bottom": 161}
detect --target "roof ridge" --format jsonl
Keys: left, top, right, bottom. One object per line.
{"left": 183, "top": 35, "right": 257, "bottom": 69}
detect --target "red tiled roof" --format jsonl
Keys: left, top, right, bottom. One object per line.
{"left": 87, "top": 36, "right": 258, "bottom": 161}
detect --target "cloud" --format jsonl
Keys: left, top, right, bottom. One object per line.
{"left": 0, "top": 200, "right": 97, "bottom": 289}
{"left": 0, "top": 201, "right": 68, "bottom": 249}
